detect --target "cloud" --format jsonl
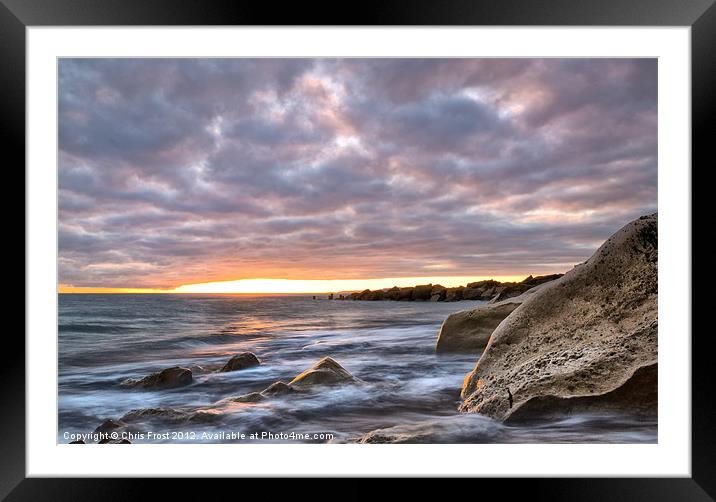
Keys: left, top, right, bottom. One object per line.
{"left": 58, "top": 58, "right": 657, "bottom": 288}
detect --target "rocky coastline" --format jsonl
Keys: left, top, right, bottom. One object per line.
{"left": 435, "top": 281, "right": 555, "bottom": 354}
{"left": 359, "top": 213, "right": 658, "bottom": 442}
{"left": 328, "top": 273, "right": 562, "bottom": 303}
{"left": 83, "top": 356, "right": 362, "bottom": 444}
{"left": 74, "top": 214, "right": 657, "bottom": 444}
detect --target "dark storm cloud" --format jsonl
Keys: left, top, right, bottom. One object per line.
{"left": 58, "top": 58, "right": 657, "bottom": 288}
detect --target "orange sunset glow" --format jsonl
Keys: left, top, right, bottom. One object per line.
{"left": 58, "top": 275, "right": 532, "bottom": 294}
{"left": 58, "top": 59, "right": 656, "bottom": 293}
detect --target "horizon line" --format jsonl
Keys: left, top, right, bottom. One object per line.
{"left": 57, "top": 273, "right": 564, "bottom": 295}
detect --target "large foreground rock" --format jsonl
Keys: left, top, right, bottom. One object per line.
{"left": 120, "top": 366, "right": 193, "bottom": 389}
{"left": 435, "top": 282, "right": 553, "bottom": 354}
{"left": 460, "top": 214, "right": 658, "bottom": 422}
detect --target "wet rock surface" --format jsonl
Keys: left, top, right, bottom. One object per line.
{"left": 460, "top": 214, "right": 658, "bottom": 422}
{"left": 120, "top": 366, "right": 193, "bottom": 389}
{"left": 98, "top": 438, "right": 132, "bottom": 444}
{"left": 288, "top": 357, "right": 359, "bottom": 390}
{"left": 435, "top": 282, "right": 554, "bottom": 354}
{"left": 222, "top": 357, "right": 357, "bottom": 404}
{"left": 219, "top": 352, "right": 261, "bottom": 372}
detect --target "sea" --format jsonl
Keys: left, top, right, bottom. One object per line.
{"left": 58, "top": 294, "right": 657, "bottom": 444}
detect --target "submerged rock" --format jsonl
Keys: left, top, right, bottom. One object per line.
{"left": 119, "top": 407, "right": 220, "bottom": 425}
{"left": 228, "top": 381, "right": 295, "bottom": 403}
{"left": 435, "top": 282, "right": 554, "bottom": 354}
{"left": 219, "top": 352, "right": 261, "bottom": 372}
{"left": 120, "top": 366, "right": 193, "bottom": 389}
{"left": 93, "top": 418, "right": 129, "bottom": 442}
{"left": 91, "top": 408, "right": 222, "bottom": 444}
{"left": 223, "top": 358, "right": 357, "bottom": 404}
{"left": 357, "top": 415, "right": 506, "bottom": 444}
{"left": 98, "top": 438, "right": 132, "bottom": 444}
{"left": 359, "top": 424, "right": 443, "bottom": 444}
{"left": 229, "top": 392, "right": 266, "bottom": 403}
{"left": 261, "top": 381, "right": 294, "bottom": 396}
{"left": 288, "top": 357, "right": 359, "bottom": 390}
{"left": 94, "top": 419, "right": 125, "bottom": 434}
{"left": 120, "top": 407, "right": 190, "bottom": 423}
{"left": 460, "top": 214, "right": 658, "bottom": 422}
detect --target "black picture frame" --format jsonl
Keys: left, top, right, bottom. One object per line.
{"left": 5, "top": 0, "right": 712, "bottom": 499}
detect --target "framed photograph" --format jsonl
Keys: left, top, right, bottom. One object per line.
{"left": 8, "top": 0, "right": 712, "bottom": 497}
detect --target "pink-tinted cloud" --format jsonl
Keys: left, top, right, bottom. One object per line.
{"left": 58, "top": 58, "right": 657, "bottom": 288}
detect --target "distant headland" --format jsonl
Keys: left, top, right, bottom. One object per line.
{"left": 325, "top": 274, "right": 563, "bottom": 303}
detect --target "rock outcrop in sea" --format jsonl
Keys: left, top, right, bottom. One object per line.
{"left": 289, "top": 357, "right": 359, "bottom": 389}
{"left": 336, "top": 274, "right": 562, "bottom": 302}
{"left": 98, "top": 438, "right": 132, "bottom": 444}
{"left": 90, "top": 407, "right": 222, "bottom": 443}
{"left": 357, "top": 415, "right": 506, "bottom": 444}
{"left": 120, "top": 366, "right": 193, "bottom": 389}
{"left": 226, "top": 356, "right": 359, "bottom": 403}
{"left": 459, "top": 213, "right": 658, "bottom": 422}
{"left": 219, "top": 352, "right": 261, "bottom": 372}
{"left": 435, "top": 281, "right": 555, "bottom": 354}
{"left": 93, "top": 357, "right": 359, "bottom": 442}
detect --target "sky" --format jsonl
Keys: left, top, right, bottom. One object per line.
{"left": 58, "top": 58, "right": 657, "bottom": 293}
